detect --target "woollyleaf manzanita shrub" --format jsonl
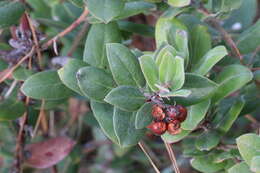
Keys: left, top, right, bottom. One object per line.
{"left": 0, "top": 0, "right": 259, "bottom": 172}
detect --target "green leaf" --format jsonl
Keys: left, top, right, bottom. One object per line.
{"left": 77, "top": 66, "right": 116, "bottom": 102}
{"left": 155, "top": 17, "right": 187, "bottom": 47}
{"left": 104, "top": 86, "right": 145, "bottom": 112}
{"left": 189, "top": 25, "right": 212, "bottom": 68}
{"left": 135, "top": 102, "right": 153, "bottom": 129}
{"left": 168, "top": 0, "right": 191, "bottom": 7}
{"left": 117, "top": 21, "right": 155, "bottom": 37}
{"left": 216, "top": 98, "right": 245, "bottom": 133}
{"left": 191, "top": 46, "right": 228, "bottom": 76}
{"left": 85, "top": 0, "right": 125, "bottom": 23}
{"left": 155, "top": 44, "right": 178, "bottom": 67}
{"left": 139, "top": 55, "right": 159, "bottom": 91}
{"left": 181, "top": 100, "right": 210, "bottom": 130}
{"left": 214, "top": 149, "right": 241, "bottom": 163}
{"left": 237, "top": 20, "right": 260, "bottom": 54}
{"left": 106, "top": 43, "right": 145, "bottom": 87}
{"left": 159, "top": 53, "right": 185, "bottom": 91}
{"left": 0, "top": 100, "right": 25, "bottom": 121}
{"left": 91, "top": 101, "right": 118, "bottom": 144}
{"left": 159, "top": 89, "right": 191, "bottom": 98}
{"left": 228, "top": 162, "right": 253, "bottom": 173}
{"left": 236, "top": 133, "right": 260, "bottom": 165}
{"left": 174, "top": 30, "right": 189, "bottom": 66}
{"left": 113, "top": 108, "right": 145, "bottom": 147}
{"left": 161, "top": 130, "right": 191, "bottom": 143}
{"left": 13, "top": 67, "right": 34, "bottom": 81}
{"left": 83, "top": 22, "right": 121, "bottom": 68}
{"left": 0, "top": 1, "right": 25, "bottom": 28}
{"left": 115, "top": 2, "right": 156, "bottom": 21}
{"left": 88, "top": 2, "right": 156, "bottom": 23}
{"left": 221, "top": 0, "right": 243, "bottom": 12}
{"left": 21, "top": 71, "right": 74, "bottom": 100}
{"left": 195, "top": 130, "right": 221, "bottom": 151}
{"left": 173, "top": 73, "right": 218, "bottom": 106}
{"left": 212, "top": 64, "right": 253, "bottom": 103}
{"left": 191, "top": 153, "right": 226, "bottom": 173}
{"left": 58, "top": 59, "right": 88, "bottom": 95}
{"left": 250, "top": 156, "right": 260, "bottom": 172}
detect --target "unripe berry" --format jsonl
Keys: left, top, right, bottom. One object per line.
{"left": 176, "top": 105, "right": 187, "bottom": 122}
{"left": 147, "top": 121, "right": 167, "bottom": 135}
{"left": 151, "top": 105, "right": 165, "bottom": 120}
{"left": 167, "top": 120, "right": 182, "bottom": 135}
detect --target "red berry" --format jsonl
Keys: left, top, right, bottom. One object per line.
{"left": 166, "top": 106, "right": 178, "bottom": 119}
{"left": 147, "top": 121, "right": 167, "bottom": 135}
{"left": 176, "top": 105, "right": 187, "bottom": 122}
{"left": 152, "top": 105, "right": 165, "bottom": 120}
{"left": 167, "top": 120, "right": 182, "bottom": 135}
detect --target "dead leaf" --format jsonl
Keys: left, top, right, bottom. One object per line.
{"left": 24, "top": 136, "right": 76, "bottom": 169}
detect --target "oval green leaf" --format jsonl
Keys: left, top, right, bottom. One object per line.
{"left": 83, "top": 22, "right": 121, "bottom": 68}
{"left": 135, "top": 102, "right": 153, "bottom": 129}
{"left": 91, "top": 101, "right": 119, "bottom": 144}
{"left": 104, "top": 86, "right": 145, "bottom": 112}
{"left": 106, "top": 43, "right": 145, "bottom": 87}
{"left": 182, "top": 100, "right": 210, "bottom": 130}
{"left": 77, "top": 66, "right": 116, "bottom": 102}
{"left": 58, "top": 59, "right": 88, "bottom": 95}
{"left": 21, "top": 71, "right": 74, "bottom": 100}
{"left": 113, "top": 108, "right": 145, "bottom": 147}
{"left": 212, "top": 64, "right": 253, "bottom": 103}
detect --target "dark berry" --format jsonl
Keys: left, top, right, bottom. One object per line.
{"left": 167, "top": 120, "right": 182, "bottom": 135}
{"left": 152, "top": 105, "right": 165, "bottom": 120}
{"left": 176, "top": 105, "right": 187, "bottom": 122}
{"left": 147, "top": 121, "right": 167, "bottom": 135}
{"left": 166, "top": 106, "right": 179, "bottom": 119}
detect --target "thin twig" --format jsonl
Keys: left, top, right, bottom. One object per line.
{"left": 0, "top": 47, "right": 35, "bottom": 84}
{"left": 197, "top": 3, "right": 244, "bottom": 65}
{"left": 32, "top": 100, "right": 45, "bottom": 138}
{"left": 163, "top": 141, "right": 180, "bottom": 173}
{"left": 206, "top": 18, "right": 244, "bottom": 64}
{"left": 138, "top": 141, "right": 160, "bottom": 173}
{"left": 4, "top": 80, "right": 18, "bottom": 99}
{"left": 67, "top": 21, "right": 89, "bottom": 57}
{"left": 42, "top": 7, "right": 89, "bottom": 50}
{"left": 14, "top": 96, "right": 30, "bottom": 173}
{"left": 25, "top": 13, "right": 43, "bottom": 69}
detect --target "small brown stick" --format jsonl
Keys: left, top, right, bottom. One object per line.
{"left": 42, "top": 7, "right": 89, "bottom": 50}
{"left": 245, "top": 114, "right": 260, "bottom": 135}
{"left": 67, "top": 21, "right": 89, "bottom": 57}
{"left": 197, "top": 2, "right": 244, "bottom": 65}
{"left": 138, "top": 141, "right": 161, "bottom": 173}
{"left": 32, "top": 100, "right": 45, "bottom": 138}
{"left": 207, "top": 18, "right": 244, "bottom": 64}
{"left": 163, "top": 141, "right": 180, "bottom": 173}
{"left": 25, "top": 13, "right": 43, "bottom": 69}
{"left": 0, "top": 47, "right": 35, "bottom": 83}
{"left": 14, "top": 96, "right": 30, "bottom": 173}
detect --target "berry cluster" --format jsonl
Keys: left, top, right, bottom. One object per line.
{"left": 147, "top": 104, "right": 187, "bottom": 136}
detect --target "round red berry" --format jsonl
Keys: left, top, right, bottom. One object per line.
{"left": 147, "top": 121, "right": 167, "bottom": 135}
{"left": 151, "top": 105, "right": 165, "bottom": 120}
{"left": 167, "top": 120, "right": 182, "bottom": 135}
{"left": 176, "top": 105, "right": 187, "bottom": 122}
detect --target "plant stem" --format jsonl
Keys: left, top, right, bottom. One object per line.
{"left": 164, "top": 141, "right": 180, "bottom": 173}
{"left": 42, "top": 7, "right": 89, "bottom": 50}
{"left": 138, "top": 141, "right": 161, "bottom": 173}
{"left": 0, "top": 47, "right": 35, "bottom": 84}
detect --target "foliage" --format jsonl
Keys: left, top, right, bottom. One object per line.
{"left": 0, "top": 0, "right": 259, "bottom": 172}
